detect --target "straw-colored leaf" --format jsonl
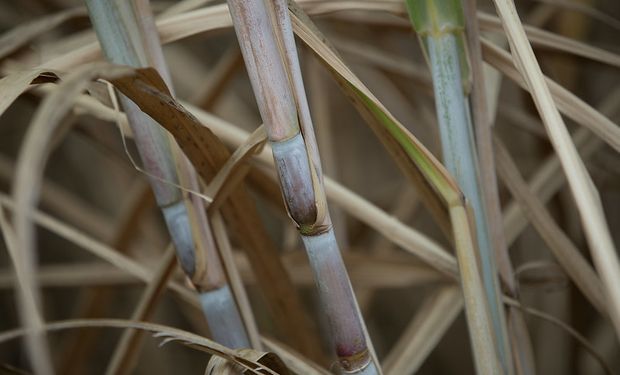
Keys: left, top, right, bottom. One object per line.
{"left": 481, "top": 39, "right": 620, "bottom": 153}
{"left": 0, "top": 319, "right": 282, "bottom": 375}
{"left": 494, "top": 136, "right": 607, "bottom": 315}
{"left": 204, "top": 126, "right": 267, "bottom": 211}
{"left": 0, "top": 7, "right": 86, "bottom": 60}
{"left": 0, "top": 193, "right": 197, "bottom": 306}
{"left": 0, "top": 69, "right": 57, "bottom": 116}
{"left": 105, "top": 245, "right": 177, "bottom": 375}
{"left": 477, "top": 11, "right": 620, "bottom": 69}
{"left": 210, "top": 213, "right": 262, "bottom": 350}
{"left": 0, "top": 206, "right": 53, "bottom": 375}
{"left": 206, "top": 349, "right": 291, "bottom": 375}
{"left": 491, "top": 0, "right": 620, "bottom": 338}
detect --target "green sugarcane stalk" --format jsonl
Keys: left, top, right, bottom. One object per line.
{"left": 226, "top": 0, "right": 379, "bottom": 373}
{"left": 405, "top": 0, "right": 513, "bottom": 373}
{"left": 84, "top": 0, "right": 250, "bottom": 349}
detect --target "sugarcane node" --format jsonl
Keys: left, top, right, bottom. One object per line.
{"left": 446, "top": 189, "right": 469, "bottom": 210}
{"left": 193, "top": 273, "right": 227, "bottom": 293}
{"left": 337, "top": 348, "right": 371, "bottom": 373}
{"left": 298, "top": 222, "right": 330, "bottom": 236}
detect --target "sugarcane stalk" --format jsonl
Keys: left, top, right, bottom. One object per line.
{"left": 84, "top": 0, "right": 250, "bottom": 349}
{"left": 405, "top": 0, "right": 513, "bottom": 373}
{"left": 226, "top": 0, "right": 379, "bottom": 373}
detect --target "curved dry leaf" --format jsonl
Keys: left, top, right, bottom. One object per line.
{"left": 261, "top": 337, "right": 330, "bottom": 375}
{"left": 105, "top": 245, "right": 177, "bottom": 375}
{"left": 206, "top": 349, "right": 290, "bottom": 375}
{"left": 0, "top": 206, "right": 52, "bottom": 375}
{"left": 503, "top": 300, "right": 614, "bottom": 375}
{"left": 494, "top": 136, "right": 607, "bottom": 315}
{"left": 491, "top": 0, "right": 620, "bottom": 339}
{"left": 10, "top": 63, "right": 132, "bottom": 375}
{"left": 532, "top": 0, "right": 620, "bottom": 32}
{"left": 477, "top": 11, "right": 620, "bottom": 69}
{"left": 33, "top": 0, "right": 620, "bottom": 76}
{"left": 0, "top": 69, "right": 58, "bottom": 117}
{"left": 482, "top": 39, "right": 620, "bottom": 153}
{"left": 205, "top": 126, "right": 267, "bottom": 211}
{"left": 0, "top": 193, "right": 197, "bottom": 308}
{"left": 0, "top": 7, "right": 86, "bottom": 60}
{"left": 210, "top": 213, "right": 263, "bottom": 350}
{"left": 0, "top": 319, "right": 277, "bottom": 375}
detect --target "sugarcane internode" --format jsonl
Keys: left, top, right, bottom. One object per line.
{"left": 162, "top": 201, "right": 196, "bottom": 276}
{"left": 272, "top": 133, "right": 317, "bottom": 226}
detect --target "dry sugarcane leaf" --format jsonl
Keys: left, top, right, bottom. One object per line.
{"left": 206, "top": 349, "right": 291, "bottom": 375}
{"left": 477, "top": 11, "right": 620, "bottom": 69}
{"left": 160, "top": 0, "right": 216, "bottom": 17}
{"left": 0, "top": 151, "right": 113, "bottom": 241}
{"left": 503, "top": 301, "right": 614, "bottom": 375}
{"left": 10, "top": 64, "right": 134, "bottom": 375}
{"left": 491, "top": 0, "right": 620, "bottom": 338}
{"left": 503, "top": 87, "right": 620, "bottom": 246}
{"left": 34, "top": 0, "right": 619, "bottom": 73}
{"left": 0, "top": 69, "right": 58, "bottom": 116}
{"left": 57, "top": 180, "right": 154, "bottom": 374}
{"left": 330, "top": 35, "right": 432, "bottom": 92}
{"left": 211, "top": 213, "right": 263, "bottom": 350}
{"left": 0, "top": 7, "right": 87, "bottom": 60}
{"left": 205, "top": 126, "right": 267, "bottom": 211}
{"left": 109, "top": 66, "right": 325, "bottom": 361}
{"left": 105, "top": 245, "right": 178, "bottom": 375}
{"left": 515, "top": 261, "right": 568, "bottom": 291}
{"left": 309, "top": 30, "right": 620, "bottom": 156}
{"left": 0, "top": 206, "right": 53, "bottom": 375}
{"left": 0, "top": 319, "right": 276, "bottom": 375}
{"left": 262, "top": 337, "right": 330, "bottom": 375}
{"left": 0, "top": 192, "right": 197, "bottom": 307}
{"left": 305, "top": 2, "right": 620, "bottom": 69}
{"left": 481, "top": 39, "right": 620, "bottom": 153}
{"left": 0, "top": 263, "right": 132, "bottom": 289}
{"left": 494, "top": 136, "right": 607, "bottom": 315}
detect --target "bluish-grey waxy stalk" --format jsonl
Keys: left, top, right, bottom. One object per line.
{"left": 405, "top": 0, "right": 513, "bottom": 373}
{"left": 84, "top": 0, "right": 249, "bottom": 349}
{"left": 227, "top": 0, "right": 379, "bottom": 373}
